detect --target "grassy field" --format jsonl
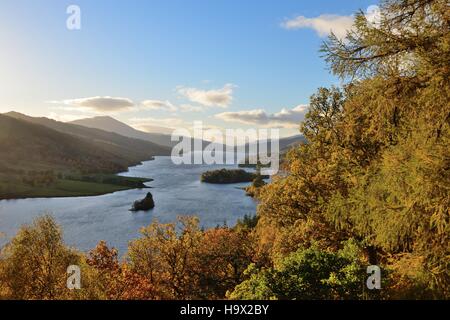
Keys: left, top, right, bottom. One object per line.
{"left": 0, "top": 174, "right": 152, "bottom": 199}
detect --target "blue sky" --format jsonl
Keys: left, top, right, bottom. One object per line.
{"left": 0, "top": 0, "right": 376, "bottom": 136}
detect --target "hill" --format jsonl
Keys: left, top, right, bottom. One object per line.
{"left": 279, "top": 134, "right": 306, "bottom": 152}
{"left": 71, "top": 116, "right": 176, "bottom": 147}
{"left": 5, "top": 112, "right": 171, "bottom": 159}
{"left": 0, "top": 114, "right": 163, "bottom": 199}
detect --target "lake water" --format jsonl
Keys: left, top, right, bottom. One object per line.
{"left": 0, "top": 155, "right": 258, "bottom": 255}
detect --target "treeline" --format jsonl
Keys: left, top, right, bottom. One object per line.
{"left": 200, "top": 169, "right": 269, "bottom": 184}
{"left": 201, "top": 169, "right": 260, "bottom": 184}
{"left": 63, "top": 174, "right": 151, "bottom": 188}
{"left": 21, "top": 170, "right": 57, "bottom": 187}
{"left": 0, "top": 215, "right": 256, "bottom": 300}
{"left": 249, "top": 0, "right": 449, "bottom": 299}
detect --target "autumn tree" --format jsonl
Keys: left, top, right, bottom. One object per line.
{"left": 0, "top": 215, "right": 79, "bottom": 299}
{"left": 228, "top": 241, "right": 366, "bottom": 300}
{"left": 253, "top": 0, "right": 449, "bottom": 298}
{"left": 80, "top": 240, "right": 156, "bottom": 300}
{"left": 127, "top": 216, "right": 203, "bottom": 299}
{"left": 194, "top": 227, "right": 255, "bottom": 299}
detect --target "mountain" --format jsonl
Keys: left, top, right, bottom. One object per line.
{"left": 244, "top": 134, "right": 306, "bottom": 155}
{"left": 0, "top": 113, "right": 171, "bottom": 198}
{"left": 70, "top": 115, "right": 305, "bottom": 152}
{"left": 70, "top": 116, "right": 176, "bottom": 147}
{"left": 5, "top": 112, "right": 171, "bottom": 159}
{"left": 279, "top": 134, "right": 306, "bottom": 152}
{"left": 0, "top": 114, "right": 132, "bottom": 173}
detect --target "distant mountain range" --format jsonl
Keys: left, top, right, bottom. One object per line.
{"left": 0, "top": 111, "right": 305, "bottom": 198}
{"left": 277, "top": 134, "right": 306, "bottom": 152}
{"left": 1, "top": 112, "right": 171, "bottom": 172}
{"left": 0, "top": 112, "right": 174, "bottom": 198}
{"left": 71, "top": 116, "right": 177, "bottom": 148}
{"left": 0, "top": 112, "right": 306, "bottom": 169}
{"left": 70, "top": 115, "right": 306, "bottom": 152}
{"left": 3, "top": 112, "right": 306, "bottom": 159}
{"left": 5, "top": 112, "right": 171, "bottom": 158}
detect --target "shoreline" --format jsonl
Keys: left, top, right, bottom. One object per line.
{"left": 0, "top": 158, "right": 157, "bottom": 201}
{"left": 0, "top": 185, "right": 152, "bottom": 202}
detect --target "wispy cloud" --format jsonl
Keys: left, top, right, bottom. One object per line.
{"left": 129, "top": 116, "right": 187, "bottom": 130}
{"left": 281, "top": 5, "right": 380, "bottom": 39}
{"left": 48, "top": 96, "right": 134, "bottom": 113}
{"left": 281, "top": 14, "right": 354, "bottom": 39}
{"left": 215, "top": 105, "right": 308, "bottom": 128}
{"left": 47, "top": 112, "right": 87, "bottom": 122}
{"left": 141, "top": 100, "right": 177, "bottom": 112}
{"left": 140, "top": 100, "right": 206, "bottom": 113}
{"left": 177, "top": 84, "right": 235, "bottom": 108}
{"left": 179, "top": 104, "right": 203, "bottom": 112}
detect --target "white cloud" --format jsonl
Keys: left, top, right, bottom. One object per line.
{"left": 141, "top": 99, "right": 177, "bottom": 112}
{"left": 282, "top": 14, "right": 354, "bottom": 39}
{"left": 177, "top": 83, "right": 235, "bottom": 108}
{"left": 281, "top": 5, "right": 380, "bottom": 39}
{"left": 215, "top": 105, "right": 308, "bottom": 128}
{"left": 49, "top": 96, "right": 134, "bottom": 113}
{"left": 47, "top": 112, "right": 87, "bottom": 122}
{"left": 140, "top": 100, "right": 206, "bottom": 113}
{"left": 179, "top": 104, "right": 203, "bottom": 112}
{"left": 365, "top": 5, "right": 381, "bottom": 27}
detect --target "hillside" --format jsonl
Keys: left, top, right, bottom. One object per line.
{"left": 0, "top": 114, "right": 159, "bottom": 198}
{"left": 71, "top": 116, "right": 176, "bottom": 147}
{"left": 5, "top": 112, "right": 171, "bottom": 159}
{"left": 279, "top": 134, "right": 306, "bottom": 152}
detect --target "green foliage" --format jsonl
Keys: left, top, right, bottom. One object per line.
{"left": 201, "top": 169, "right": 266, "bottom": 184}
{"left": 255, "top": 0, "right": 449, "bottom": 298}
{"left": 236, "top": 214, "right": 259, "bottom": 230}
{"left": 228, "top": 241, "right": 366, "bottom": 300}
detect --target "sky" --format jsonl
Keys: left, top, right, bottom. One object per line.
{"left": 0, "top": 0, "right": 377, "bottom": 137}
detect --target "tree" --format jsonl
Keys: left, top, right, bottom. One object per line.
{"left": 228, "top": 241, "right": 366, "bottom": 300}
{"left": 194, "top": 227, "right": 255, "bottom": 299}
{"left": 127, "top": 216, "right": 202, "bottom": 299}
{"left": 252, "top": 0, "right": 449, "bottom": 298}
{"left": 82, "top": 241, "right": 156, "bottom": 300}
{"left": 0, "top": 215, "right": 80, "bottom": 299}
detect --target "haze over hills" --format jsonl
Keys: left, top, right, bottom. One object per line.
{"left": 5, "top": 112, "right": 171, "bottom": 159}
{"left": 0, "top": 112, "right": 172, "bottom": 198}
{"left": 278, "top": 134, "right": 306, "bottom": 151}
{"left": 71, "top": 116, "right": 177, "bottom": 148}
{"left": 71, "top": 115, "right": 306, "bottom": 152}
{"left": 73, "top": 116, "right": 176, "bottom": 134}
{"left": 0, "top": 111, "right": 305, "bottom": 199}
{"left": 0, "top": 114, "right": 134, "bottom": 173}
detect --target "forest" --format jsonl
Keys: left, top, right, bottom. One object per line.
{"left": 0, "top": 0, "right": 448, "bottom": 299}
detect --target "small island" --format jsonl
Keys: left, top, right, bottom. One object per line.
{"left": 131, "top": 192, "right": 155, "bottom": 211}
{"left": 201, "top": 168, "right": 268, "bottom": 184}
